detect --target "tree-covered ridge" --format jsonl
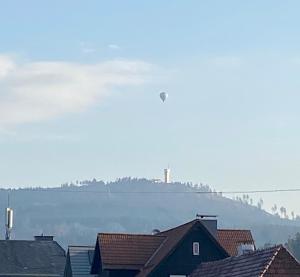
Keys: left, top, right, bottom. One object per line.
{"left": 0, "top": 178, "right": 299, "bottom": 249}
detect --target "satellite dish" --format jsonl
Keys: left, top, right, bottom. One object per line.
{"left": 152, "top": 229, "right": 161, "bottom": 235}
{"left": 160, "top": 92, "right": 168, "bottom": 102}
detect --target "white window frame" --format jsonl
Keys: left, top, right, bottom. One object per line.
{"left": 193, "top": 242, "right": 200, "bottom": 255}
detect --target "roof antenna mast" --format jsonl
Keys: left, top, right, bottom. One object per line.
{"left": 5, "top": 191, "right": 13, "bottom": 240}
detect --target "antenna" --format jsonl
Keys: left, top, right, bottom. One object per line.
{"left": 5, "top": 191, "right": 13, "bottom": 240}
{"left": 196, "top": 214, "right": 217, "bottom": 219}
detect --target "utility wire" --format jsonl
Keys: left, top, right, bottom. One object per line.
{"left": 9, "top": 187, "right": 300, "bottom": 195}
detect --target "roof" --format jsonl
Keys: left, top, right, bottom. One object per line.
{"left": 136, "top": 219, "right": 229, "bottom": 277}
{"left": 93, "top": 219, "right": 227, "bottom": 275}
{"left": 0, "top": 240, "right": 66, "bottom": 276}
{"left": 190, "top": 245, "right": 300, "bottom": 277}
{"left": 92, "top": 219, "right": 254, "bottom": 276}
{"left": 98, "top": 233, "right": 167, "bottom": 270}
{"left": 217, "top": 229, "right": 255, "bottom": 256}
{"left": 68, "top": 246, "right": 96, "bottom": 277}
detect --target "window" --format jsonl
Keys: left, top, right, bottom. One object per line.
{"left": 193, "top": 242, "right": 200, "bottom": 255}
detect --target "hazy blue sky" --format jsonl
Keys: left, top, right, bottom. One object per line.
{"left": 1, "top": 1, "right": 300, "bottom": 213}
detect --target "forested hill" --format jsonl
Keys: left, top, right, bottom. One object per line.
{"left": 1, "top": 178, "right": 299, "bottom": 248}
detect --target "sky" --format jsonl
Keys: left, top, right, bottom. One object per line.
{"left": 1, "top": 1, "right": 300, "bottom": 214}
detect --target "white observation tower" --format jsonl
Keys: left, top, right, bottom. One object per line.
{"left": 164, "top": 168, "right": 171, "bottom": 184}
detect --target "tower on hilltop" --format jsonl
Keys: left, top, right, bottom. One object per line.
{"left": 164, "top": 168, "right": 171, "bottom": 183}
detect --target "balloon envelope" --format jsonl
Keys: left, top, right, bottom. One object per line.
{"left": 160, "top": 92, "right": 168, "bottom": 102}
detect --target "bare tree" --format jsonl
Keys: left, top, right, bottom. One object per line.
{"left": 280, "top": 206, "right": 287, "bottom": 219}
{"left": 291, "top": 211, "right": 295, "bottom": 220}
{"left": 257, "top": 198, "right": 264, "bottom": 209}
{"left": 271, "top": 204, "right": 277, "bottom": 215}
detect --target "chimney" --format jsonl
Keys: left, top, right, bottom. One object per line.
{"left": 34, "top": 235, "right": 54, "bottom": 241}
{"left": 196, "top": 214, "right": 217, "bottom": 238}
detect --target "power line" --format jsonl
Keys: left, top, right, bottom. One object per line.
{"left": 10, "top": 187, "right": 300, "bottom": 195}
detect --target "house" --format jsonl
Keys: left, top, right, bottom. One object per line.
{"left": 217, "top": 229, "right": 255, "bottom": 256}
{"left": 190, "top": 245, "right": 300, "bottom": 277}
{"left": 65, "top": 217, "right": 256, "bottom": 277}
{"left": 0, "top": 235, "right": 66, "bottom": 277}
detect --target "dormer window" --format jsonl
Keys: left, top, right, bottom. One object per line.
{"left": 193, "top": 242, "right": 200, "bottom": 255}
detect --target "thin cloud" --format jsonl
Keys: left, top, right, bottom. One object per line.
{"left": 108, "top": 44, "right": 121, "bottom": 50}
{"left": 80, "top": 41, "right": 96, "bottom": 54}
{"left": 0, "top": 55, "right": 153, "bottom": 126}
{"left": 82, "top": 47, "right": 96, "bottom": 54}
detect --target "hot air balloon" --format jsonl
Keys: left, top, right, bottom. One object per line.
{"left": 160, "top": 92, "right": 168, "bottom": 102}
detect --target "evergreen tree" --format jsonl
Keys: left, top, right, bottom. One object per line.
{"left": 285, "top": 233, "right": 300, "bottom": 261}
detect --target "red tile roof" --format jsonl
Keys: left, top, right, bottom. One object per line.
{"left": 98, "top": 233, "right": 166, "bottom": 270}
{"left": 96, "top": 221, "right": 200, "bottom": 275}
{"left": 190, "top": 245, "right": 300, "bottom": 277}
{"left": 136, "top": 220, "right": 228, "bottom": 277}
{"left": 136, "top": 220, "right": 199, "bottom": 277}
{"left": 217, "top": 229, "right": 255, "bottom": 256}
{"left": 94, "top": 220, "right": 255, "bottom": 276}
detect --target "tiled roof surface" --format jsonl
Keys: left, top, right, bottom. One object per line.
{"left": 190, "top": 245, "right": 300, "bottom": 277}
{"left": 68, "top": 246, "right": 96, "bottom": 277}
{"left": 136, "top": 220, "right": 229, "bottom": 277}
{"left": 98, "top": 233, "right": 166, "bottom": 270}
{"left": 136, "top": 220, "right": 199, "bottom": 277}
{"left": 263, "top": 246, "right": 300, "bottom": 276}
{"left": 94, "top": 220, "right": 255, "bottom": 276}
{"left": 0, "top": 240, "right": 65, "bottom": 276}
{"left": 217, "top": 229, "right": 255, "bottom": 256}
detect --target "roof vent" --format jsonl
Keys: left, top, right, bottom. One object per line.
{"left": 152, "top": 229, "right": 160, "bottom": 235}
{"left": 237, "top": 243, "right": 255, "bottom": 255}
{"left": 34, "top": 235, "right": 54, "bottom": 241}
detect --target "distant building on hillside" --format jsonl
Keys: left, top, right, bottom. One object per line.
{"left": 164, "top": 168, "right": 171, "bottom": 183}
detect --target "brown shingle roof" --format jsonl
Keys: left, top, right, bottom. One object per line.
{"left": 190, "top": 245, "right": 300, "bottom": 277}
{"left": 98, "top": 233, "right": 166, "bottom": 270}
{"left": 217, "top": 229, "right": 255, "bottom": 256}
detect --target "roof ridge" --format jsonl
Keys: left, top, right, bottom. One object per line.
{"left": 143, "top": 236, "right": 169, "bottom": 268}
{"left": 98, "top": 232, "right": 166, "bottom": 238}
{"left": 69, "top": 245, "right": 94, "bottom": 248}
{"left": 200, "top": 245, "right": 283, "bottom": 267}
{"left": 217, "top": 228, "right": 252, "bottom": 232}
{"left": 0, "top": 239, "right": 57, "bottom": 242}
{"left": 213, "top": 244, "right": 281, "bottom": 260}
{"left": 159, "top": 219, "right": 198, "bottom": 234}
{"left": 191, "top": 245, "right": 286, "bottom": 277}
{"left": 259, "top": 245, "right": 282, "bottom": 277}
{"left": 230, "top": 244, "right": 281, "bottom": 258}
{"left": 256, "top": 244, "right": 282, "bottom": 253}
